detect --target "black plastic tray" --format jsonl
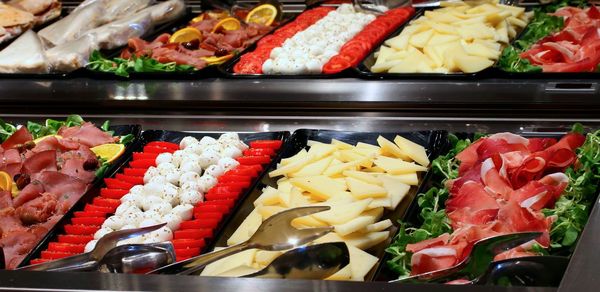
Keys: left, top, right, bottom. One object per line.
{"left": 210, "top": 129, "right": 447, "bottom": 281}
{"left": 372, "top": 130, "right": 600, "bottom": 286}
{"left": 354, "top": 8, "right": 497, "bottom": 80}
{"left": 20, "top": 129, "right": 290, "bottom": 267}
{"left": 86, "top": 9, "right": 295, "bottom": 80}
{"left": 218, "top": 7, "right": 357, "bottom": 79}
{"left": 17, "top": 124, "right": 142, "bottom": 268}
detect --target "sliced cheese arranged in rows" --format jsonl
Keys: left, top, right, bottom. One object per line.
{"left": 200, "top": 135, "right": 430, "bottom": 281}
{"left": 371, "top": 0, "right": 532, "bottom": 73}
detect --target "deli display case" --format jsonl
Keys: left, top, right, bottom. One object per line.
{"left": 0, "top": 0, "right": 599, "bottom": 291}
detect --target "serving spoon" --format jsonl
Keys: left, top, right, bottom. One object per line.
{"left": 149, "top": 206, "right": 334, "bottom": 275}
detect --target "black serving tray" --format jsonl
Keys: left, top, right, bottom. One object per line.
{"left": 17, "top": 123, "right": 142, "bottom": 268}
{"left": 355, "top": 8, "right": 507, "bottom": 80}
{"left": 20, "top": 129, "right": 290, "bottom": 268}
{"left": 209, "top": 128, "right": 447, "bottom": 281}
{"left": 372, "top": 130, "right": 600, "bottom": 286}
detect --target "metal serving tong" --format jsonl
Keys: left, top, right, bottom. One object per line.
{"left": 149, "top": 206, "right": 334, "bottom": 275}
{"left": 19, "top": 223, "right": 168, "bottom": 272}
{"left": 243, "top": 242, "right": 350, "bottom": 279}
{"left": 392, "top": 232, "right": 542, "bottom": 284}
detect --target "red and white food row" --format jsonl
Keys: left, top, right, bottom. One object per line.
{"left": 32, "top": 135, "right": 282, "bottom": 264}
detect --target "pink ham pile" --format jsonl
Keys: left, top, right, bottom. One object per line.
{"left": 406, "top": 132, "right": 585, "bottom": 276}
{"left": 521, "top": 6, "right": 600, "bottom": 72}
{"left": 120, "top": 14, "right": 273, "bottom": 69}
{"left": 0, "top": 122, "right": 117, "bottom": 269}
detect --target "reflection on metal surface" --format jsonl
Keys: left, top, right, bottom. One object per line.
{"left": 111, "top": 83, "right": 149, "bottom": 101}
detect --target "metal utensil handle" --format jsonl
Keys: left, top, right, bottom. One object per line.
{"left": 148, "top": 242, "right": 251, "bottom": 275}
{"left": 18, "top": 253, "right": 97, "bottom": 272}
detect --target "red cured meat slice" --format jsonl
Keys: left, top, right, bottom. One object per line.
{"left": 456, "top": 139, "right": 483, "bottom": 175}
{"left": 447, "top": 208, "right": 499, "bottom": 230}
{"left": 510, "top": 156, "right": 547, "bottom": 189}
{"left": 446, "top": 181, "right": 499, "bottom": 214}
{"left": 58, "top": 122, "right": 116, "bottom": 148}
{"left": 480, "top": 157, "right": 513, "bottom": 199}
{"left": 406, "top": 233, "right": 450, "bottom": 253}
{"left": 15, "top": 192, "right": 58, "bottom": 225}
{"left": 22, "top": 150, "right": 57, "bottom": 175}
{"left": 496, "top": 201, "right": 551, "bottom": 247}
{"left": 1, "top": 127, "right": 33, "bottom": 150}
{"left": 31, "top": 137, "right": 80, "bottom": 153}
{"left": 527, "top": 138, "right": 557, "bottom": 152}
{"left": 0, "top": 190, "right": 12, "bottom": 209}
{"left": 59, "top": 147, "right": 97, "bottom": 184}
{"left": 410, "top": 246, "right": 458, "bottom": 275}
{"left": 494, "top": 246, "right": 539, "bottom": 261}
{"left": 35, "top": 171, "right": 88, "bottom": 211}
{"left": 12, "top": 182, "right": 45, "bottom": 208}
{"left": 476, "top": 138, "right": 529, "bottom": 163}
{"left": 546, "top": 132, "right": 585, "bottom": 152}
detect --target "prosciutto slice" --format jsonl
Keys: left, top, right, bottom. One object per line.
{"left": 58, "top": 122, "right": 116, "bottom": 147}
{"left": 1, "top": 127, "right": 32, "bottom": 150}
{"left": 22, "top": 149, "right": 57, "bottom": 175}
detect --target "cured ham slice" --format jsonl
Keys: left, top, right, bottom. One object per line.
{"left": 12, "top": 182, "right": 44, "bottom": 208}
{"left": 22, "top": 150, "right": 57, "bottom": 175}
{"left": 0, "top": 190, "right": 13, "bottom": 209}
{"left": 496, "top": 201, "right": 551, "bottom": 247}
{"left": 58, "top": 122, "right": 116, "bottom": 147}
{"left": 1, "top": 127, "right": 32, "bottom": 150}
{"left": 406, "top": 233, "right": 450, "bottom": 253}
{"left": 446, "top": 181, "right": 499, "bottom": 214}
{"left": 480, "top": 156, "right": 513, "bottom": 199}
{"left": 448, "top": 208, "right": 498, "bottom": 230}
{"left": 31, "top": 136, "right": 80, "bottom": 153}
{"left": 411, "top": 247, "right": 458, "bottom": 275}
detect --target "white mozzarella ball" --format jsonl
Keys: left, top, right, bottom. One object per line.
{"left": 115, "top": 202, "right": 135, "bottom": 216}
{"left": 103, "top": 216, "right": 125, "bottom": 230}
{"left": 118, "top": 236, "right": 143, "bottom": 246}
{"left": 142, "top": 196, "right": 164, "bottom": 211}
{"left": 199, "top": 150, "right": 220, "bottom": 168}
{"left": 164, "top": 170, "right": 181, "bottom": 185}
{"left": 185, "top": 143, "right": 204, "bottom": 155}
{"left": 148, "top": 201, "right": 172, "bottom": 216}
{"left": 270, "top": 47, "right": 283, "bottom": 59}
{"left": 198, "top": 174, "right": 218, "bottom": 191}
{"left": 122, "top": 210, "right": 144, "bottom": 227}
{"left": 262, "top": 59, "right": 274, "bottom": 74}
{"left": 306, "top": 59, "right": 323, "bottom": 74}
{"left": 204, "top": 144, "right": 222, "bottom": 155}
{"left": 157, "top": 162, "right": 177, "bottom": 176}
{"left": 148, "top": 175, "right": 167, "bottom": 185}
{"left": 179, "top": 171, "right": 200, "bottom": 186}
{"left": 162, "top": 184, "right": 180, "bottom": 206}
{"left": 120, "top": 193, "right": 143, "bottom": 208}
{"left": 94, "top": 227, "right": 113, "bottom": 240}
{"left": 143, "top": 167, "right": 160, "bottom": 184}
{"left": 218, "top": 157, "right": 240, "bottom": 171}
{"left": 221, "top": 146, "right": 242, "bottom": 159}
{"left": 199, "top": 136, "right": 218, "bottom": 148}
{"left": 129, "top": 185, "right": 144, "bottom": 196}
{"left": 234, "top": 140, "right": 249, "bottom": 151}
{"left": 155, "top": 153, "right": 173, "bottom": 165}
{"left": 139, "top": 218, "right": 160, "bottom": 228}
{"left": 121, "top": 224, "right": 137, "bottom": 230}
{"left": 144, "top": 210, "right": 163, "bottom": 221}
{"left": 204, "top": 164, "right": 225, "bottom": 177}
{"left": 145, "top": 227, "right": 173, "bottom": 243}
{"left": 179, "top": 136, "right": 199, "bottom": 150}
{"left": 171, "top": 150, "right": 186, "bottom": 167}
{"left": 162, "top": 213, "right": 182, "bottom": 231}
{"left": 84, "top": 240, "right": 98, "bottom": 252}
{"left": 219, "top": 132, "right": 239, "bottom": 142}
{"left": 143, "top": 182, "right": 162, "bottom": 197}
{"left": 179, "top": 160, "right": 202, "bottom": 174}
{"left": 179, "top": 188, "right": 203, "bottom": 205}
{"left": 181, "top": 181, "right": 202, "bottom": 193}
{"left": 172, "top": 204, "right": 194, "bottom": 221}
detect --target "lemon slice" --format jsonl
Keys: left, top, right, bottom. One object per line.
{"left": 33, "top": 134, "right": 63, "bottom": 144}
{"left": 202, "top": 54, "right": 234, "bottom": 65}
{"left": 91, "top": 143, "right": 125, "bottom": 163}
{"left": 169, "top": 27, "right": 203, "bottom": 44}
{"left": 191, "top": 14, "right": 205, "bottom": 23}
{"left": 212, "top": 17, "right": 241, "bottom": 33}
{"left": 245, "top": 4, "right": 277, "bottom": 26}
{"left": 0, "top": 171, "right": 12, "bottom": 192}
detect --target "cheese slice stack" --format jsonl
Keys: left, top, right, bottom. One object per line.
{"left": 200, "top": 135, "right": 430, "bottom": 281}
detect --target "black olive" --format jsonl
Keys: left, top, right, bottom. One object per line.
{"left": 215, "top": 48, "right": 228, "bottom": 57}
{"left": 13, "top": 144, "right": 25, "bottom": 153}
{"left": 182, "top": 39, "right": 200, "bottom": 50}
{"left": 83, "top": 157, "right": 99, "bottom": 171}
{"left": 15, "top": 173, "right": 30, "bottom": 190}
{"left": 24, "top": 141, "right": 36, "bottom": 150}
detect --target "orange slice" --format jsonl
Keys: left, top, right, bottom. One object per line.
{"left": 191, "top": 14, "right": 205, "bottom": 23}
{"left": 212, "top": 17, "right": 241, "bottom": 33}
{"left": 169, "top": 27, "right": 203, "bottom": 44}
{"left": 0, "top": 171, "right": 12, "bottom": 192}
{"left": 202, "top": 54, "right": 234, "bottom": 65}
{"left": 245, "top": 4, "right": 277, "bottom": 26}
{"left": 33, "top": 134, "right": 63, "bottom": 144}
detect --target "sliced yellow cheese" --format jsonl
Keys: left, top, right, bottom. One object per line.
{"left": 292, "top": 214, "right": 330, "bottom": 228}
{"left": 348, "top": 245, "right": 379, "bottom": 281}
{"left": 380, "top": 175, "right": 411, "bottom": 210}
{"left": 331, "top": 138, "right": 353, "bottom": 150}
{"left": 313, "top": 199, "right": 372, "bottom": 225}
{"left": 308, "top": 143, "right": 338, "bottom": 160}
{"left": 227, "top": 210, "right": 262, "bottom": 246}
{"left": 334, "top": 215, "right": 376, "bottom": 236}
{"left": 254, "top": 186, "right": 280, "bottom": 207}
{"left": 343, "top": 170, "right": 382, "bottom": 186}
{"left": 373, "top": 156, "right": 428, "bottom": 174}
{"left": 280, "top": 149, "right": 307, "bottom": 166}
{"left": 290, "top": 176, "right": 347, "bottom": 201}
{"left": 383, "top": 173, "right": 419, "bottom": 186}
{"left": 323, "top": 159, "right": 363, "bottom": 177}
{"left": 254, "top": 250, "right": 283, "bottom": 267}
{"left": 342, "top": 230, "right": 390, "bottom": 250}
{"left": 326, "top": 264, "right": 353, "bottom": 281}
{"left": 201, "top": 248, "right": 257, "bottom": 276}
{"left": 377, "top": 135, "right": 411, "bottom": 160}
{"left": 393, "top": 135, "right": 430, "bottom": 167}
{"left": 363, "top": 219, "right": 393, "bottom": 233}
{"left": 256, "top": 205, "right": 286, "bottom": 220}
{"left": 346, "top": 177, "right": 388, "bottom": 199}
{"left": 289, "top": 156, "right": 333, "bottom": 177}
{"left": 269, "top": 153, "right": 316, "bottom": 177}
{"left": 215, "top": 265, "right": 259, "bottom": 277}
